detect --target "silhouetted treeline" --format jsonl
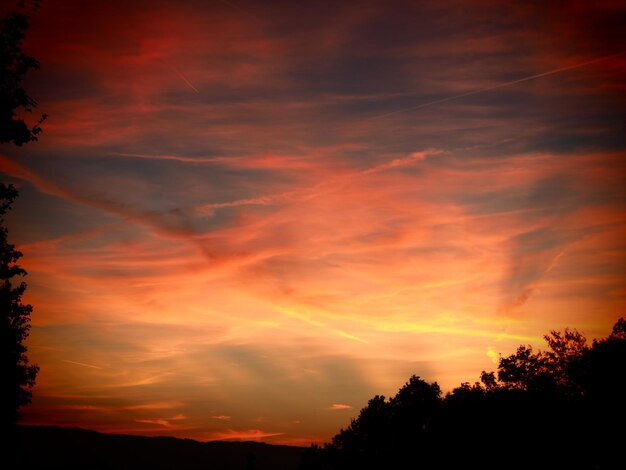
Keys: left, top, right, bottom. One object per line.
{"left": 301, "top": 318, "right": 626, "bottom": 469}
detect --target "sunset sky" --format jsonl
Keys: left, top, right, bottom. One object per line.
{"left": 1, "top": 0, "right": 625, "bottom": 446}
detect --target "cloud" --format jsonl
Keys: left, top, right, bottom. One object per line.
{"left": 134, "top": 418, "right": 172, "bottom": 427}
{"left": 205, "top": 429, "right": 284, "bottom": 442}
{"left": 124, "top": 401, "right": 185, "bottom": 411}
{"left": 134, "top": 414, "right": 186, "bottom": 427}
{"left": 210, "top": 415, "right": 231, "bottom": 421}
{"left": 328, "top": 404, "right": 352, "bottom": 410}
{"left": 111, "top": 152, "right": 320, "bottom": 171}
{"left": 363, "top": 149, "right": 440, "bottom": 173}
{"left": 372, "top": 51, "right": 626, "bottom": 118}
{"left": 486, "top": 347, "right": 499, "bottom": 365}
{"left": 10, "top": 0, "right": 626, "bottom": 447}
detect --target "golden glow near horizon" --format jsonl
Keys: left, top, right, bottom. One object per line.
{"left": 1, "top": 0, "right": 625, "bottom": 446}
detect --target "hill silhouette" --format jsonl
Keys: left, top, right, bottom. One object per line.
{"left": 15, "top": 425, "right": 304, "bottom": 470}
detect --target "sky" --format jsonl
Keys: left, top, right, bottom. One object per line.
{"left": 1, "top": 0, "right": 625, "bottom": 446}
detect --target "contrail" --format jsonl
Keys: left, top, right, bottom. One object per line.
{"left": 63, "top": 359, "right": 103, "bottom": 370}
{"left": 112, "top": 152, "right": 224, "bottom": 164}
{"left": 373, "top": 51, "right": 626, "bottom": 119}
{"left": 276, "top": 306, "right": 369, "bottom": 344}
{"left": 171, "top": 66, "right": 200, "bottom": 93}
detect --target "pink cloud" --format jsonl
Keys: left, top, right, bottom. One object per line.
{"left": 210, "top": 415, "right": 231, "bottom": 421}
{"left": 205, "top": 429, "right": 284, "bottom": 442}
{"left": 328, "top": 404, "right": 353, "bottom": 410}
{"left": 135, "top": 414, "right": 186, "bottom": 428}
{"left": 7, "top": 0, "right": 625, "bottom": 447}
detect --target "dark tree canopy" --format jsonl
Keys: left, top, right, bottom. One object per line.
{"left": 0, "top": 2, "right": 46, "bottom": 146}
{"left": 301, "top": 318, "right": 626, "bottom": 470}
{"left": 1, "top": 1, "right": 42, "bottom": 435}
{"left": 0, "top": 184, "right": 38, "bottom": 431}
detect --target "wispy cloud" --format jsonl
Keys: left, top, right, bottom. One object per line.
{"left": 124, "top": 401, "right": 185, "bottom": 411}
{"left": 205, "top": 429, "right": 284, "bottom": 442}
{"left": 210, "top": 415, "right": 231, "bottom": 421}
{"left": 372, "top": 51, "right": 626, "bottom": 118}
{"left": 135, "top": 414, "right": 186, "bottom": 427}
{"left": 11, "top": 0, "right": 626, "bottom": 447}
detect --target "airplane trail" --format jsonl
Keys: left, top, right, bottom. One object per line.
{"left": 171, "top": 66, "right": 200, "bottom": 93}
{"left": 112, "top": 152, "right": 224, "bottom": 164}
{"left": 63, "top": 359, "right": 104, "bottom": 370}
{"left": 373, "top": 51, "right": 626, "bottom": 118}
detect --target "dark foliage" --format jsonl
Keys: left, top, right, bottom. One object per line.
{"left": 0, "top": 183, "right": 38, "bottom": 433}
{"left": 301, "top": 318, "right": 626, "bottom": 469}
{"left": 1, "top": 1, "right": 42, "bottom": 439}
{"left": 0, "top": 1, "right": 46, "bottom": 146}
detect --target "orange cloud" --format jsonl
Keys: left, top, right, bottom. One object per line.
{"left": 7, "top": 0, "right": 625, "bottom": 447}
{"left": 210, "top": 415, "right": 231, "bottom": 422}
{"left": 328, "top": 404, "right": 353, "bottom": 410}
{"left": 205, "top": 429, "right": 284, "bottom": 442}
{"left": 135, "top": 414, "right": 186, "bottom": 428}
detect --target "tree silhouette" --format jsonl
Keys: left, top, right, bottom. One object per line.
{"left": 0, "top": 1, "right": 46, "bottom": 145}
{"left": 0, "top": 184, "right": 38, "bottom": 431}
{"left": 304, "top": 376, "right": 442, "bottom": 469}
{"left": 301, "top": 318, "right": 626, "bottom": 469}
{"left": 495, "top": 328, "right": 589, "bottom": 395}
{"left": 0, "top": 0, "right": 43, "bottom": 439}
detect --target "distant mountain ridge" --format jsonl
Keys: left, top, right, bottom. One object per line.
{"left": 14, "top": 425, "right": 305, "bottom": 469}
